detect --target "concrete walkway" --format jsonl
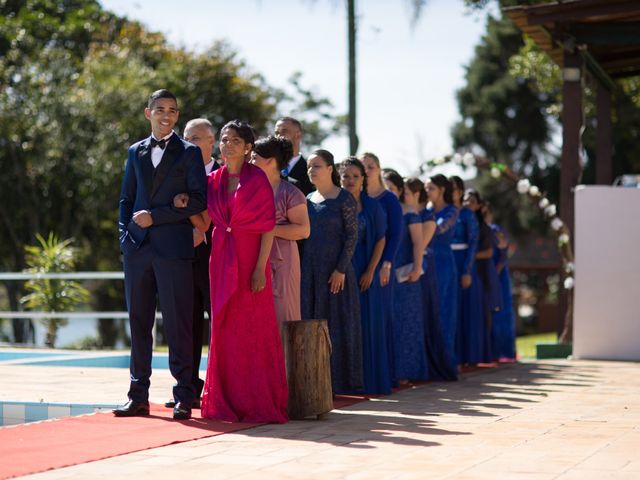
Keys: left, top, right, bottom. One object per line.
{"left": 2, "top": 358, "right": 639, "bottom": 479}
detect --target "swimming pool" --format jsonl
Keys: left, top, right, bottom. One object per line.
{"left": 0, "top": 350, "right": 208, "bottom": 370}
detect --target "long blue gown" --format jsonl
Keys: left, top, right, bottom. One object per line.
{"left": 301, "top": 188, "right": 363, "bottom": 393}
{"left": 452, "top": 207, "right": 484, "bottom": 365}
{"left": 420, "top": 209, "right": 457, "bottom": 380}
{"left": 490, "top": 224, "right": 516, "bottom": 360}
{"left": 427, "top": 205, "right": 459, "bottom": 374}
{"left": 352, "top": 193, "right": 392, "bottom": 394}
{"left": 374, "top": 190, "right": 404, "bottom": 382}
{"left": 392, "top": 212, "right": 428, "bottom": 381}
{"left": 476, "top": 220, "right": 502, "bottom": 362}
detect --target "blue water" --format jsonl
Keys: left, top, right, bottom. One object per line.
{"left": 0, "top": 350, "right": 208, "bottom": 370}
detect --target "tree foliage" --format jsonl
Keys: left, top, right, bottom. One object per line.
{"left": 0, "top": 0, "right": 341, "bottom": 344}
{"left": 21, "top": 232, "right": 89, "bottom": 347}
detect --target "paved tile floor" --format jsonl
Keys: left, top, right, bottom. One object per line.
{"left": 1, "top": 358, "right": 639, "bottom": 479}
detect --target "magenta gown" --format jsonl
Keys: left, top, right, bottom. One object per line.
{"left": 201, "top": 162, "right": 288, "bottom": 423}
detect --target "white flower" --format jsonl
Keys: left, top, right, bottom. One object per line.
{"left": 539, "top": 197, "right": 549, "bottom": 209}
{"left": 565, "top": 262, "right": 575, "bottom": 273}
{"left": 545, "top": 204, "right": 557, "bottom": 217}
{"left": 452, "top": 153, "right": 463, "bottom": 165}
{"left": 529, "top": 185, "right": 540, "bottom": 196}
{"left": 564, "top": 276, "right": 574, "bottom": 290}
{"left": 462, "top": 152, "right": 475, "bottom": 167}
{"left": 550, "top": 217, "right": 563, "bottom": 231}
{"left": 433, "top": 156, "right": 445, "bottom": 165}
{"left": 558, "top": 233, "right": 570, "bottom": 245}
{"left": 517, "top": 179, "right": 531, "bottom": 194}
{"left": 490, "top": 167, "right": 501, "bottom": 178}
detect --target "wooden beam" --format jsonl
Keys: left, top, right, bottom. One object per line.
{"left": 596, "top": 82, "right": 613, "bottom": 185}
{"left": 560, "top": 51, "right": 583, "bottom": 238}
{"left": 526, "top": 1, "right": 640, "bottom": 26}
{"left": 570, "top": 23, "right": 640, "bottom": 45}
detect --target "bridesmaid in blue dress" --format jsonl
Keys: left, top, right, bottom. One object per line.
{"left": 425, "top": 174, "right": 459, "bottom": 373}
{"left": 301, "top": 149, "right": 363, "bottom": 393}
{"left": 361, "top": 153, "right": 403, "bottom": 380}
{"left": 391, "top": 177, "right": 427, "bottom": 383}
{"left": 339, "top": 157, "right": 392, "bottom": 394}
{"left": 464, "top": 189, "right": 501, "bottom": 363}
{"left": 421, "top": 208, "right": 458, "bottom": 380}
{"left": 450, "top": 176, "right": 484, "bottom": 366}
{"left": 485, "top": 205, "right": 517, "bottom": 361}
{"left": 384, "top": 169, "right": 455, "bottom": 380}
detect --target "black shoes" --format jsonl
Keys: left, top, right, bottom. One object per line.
{"left": 172, "top": 402, "right": 192, "bottom": 420}
{"left": 165, "top": 397, "right": 201, "bottom": 409}
{"left": 113, "top": 400, "right": 150, "bottom": 417}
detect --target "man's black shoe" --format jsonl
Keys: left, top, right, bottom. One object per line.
{"left": 113, "top": 400, "right": 150, "bottom": 417}
{"left": 173, "top": 402, "right": 192, "bottom": 420}
{"left": 165, "top": 398, "right": 201, "bottom": 409}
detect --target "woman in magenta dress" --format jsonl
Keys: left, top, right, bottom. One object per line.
{"left": 200, "top": 120, "right": 288, "bottom": 423}
{"left": 251, "top": 135, "right": 310, "bottom": 327}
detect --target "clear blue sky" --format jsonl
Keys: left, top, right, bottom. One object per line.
{"left": 100, "top": 0, "right": 498, "bottom": 175}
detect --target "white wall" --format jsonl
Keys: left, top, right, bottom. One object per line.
{"left": 573, "top": 186, "right": 640, "bottom": 360}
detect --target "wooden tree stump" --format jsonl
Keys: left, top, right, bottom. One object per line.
{"left": 282, "top": 319, "right": 333, "bottom": 420}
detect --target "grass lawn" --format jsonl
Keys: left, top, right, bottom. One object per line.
{"left": 517, "top": 332, "right": 557, "bottom": 358}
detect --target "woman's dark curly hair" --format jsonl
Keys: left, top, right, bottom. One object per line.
{"left": 253, "top": 135, "right": 294, "bottom": 171}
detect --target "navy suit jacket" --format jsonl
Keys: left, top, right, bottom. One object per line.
{"left": 118, "top": 132, "right": 207, "bottom": 259}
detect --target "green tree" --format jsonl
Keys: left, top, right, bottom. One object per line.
{"left": 21, "top": 232, "right": 89, "bottom": 347}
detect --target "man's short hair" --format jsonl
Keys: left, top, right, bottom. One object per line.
{"left": 148, "top": 89, "right": 178, "bottom": 109}
{"left": 277, "top": 116, "right": 303, "bottom": 132}
{"left": 184, "top": 118, "right": 215, "bottom": 134}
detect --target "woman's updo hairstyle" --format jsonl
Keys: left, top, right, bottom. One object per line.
{"left": 311, "top": 149, "right": 340, "bottom": 187}
{"left": 339, "top": 156, "right": 368, "bottom": 191}
{"left": 253, "top": 135, "right": 294, "bottom": 171}
{"left": 382, "top": 168, "right": 404, "bottom": 199}
{"left": 429, "top": 173, "right": 454, "bottom": 204}
{"left": 402, "top": 177, "right": 425, "bottom": 204}
{"left": 221, "top": 119, "right": 255, "bottom": 146}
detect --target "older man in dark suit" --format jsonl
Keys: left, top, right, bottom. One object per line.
{"left": 275, "top": 116, "right": 314, "bottom": 196}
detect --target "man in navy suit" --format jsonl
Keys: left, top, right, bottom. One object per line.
{"left": 275, "top": 116, "right": 314, "bottom": 196}
{"left": 164, "top": 118, "right": 218, "bottom": 409}
{"left": 114, "top": 90, "right": 207, "bottom": 420}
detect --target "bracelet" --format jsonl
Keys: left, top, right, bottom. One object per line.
{"left": 381, "top": 262, "right": 392, "bottom": 270}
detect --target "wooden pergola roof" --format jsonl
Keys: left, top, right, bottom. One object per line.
{"left": 504, "top": 0, "right": 640, "bottom": 86}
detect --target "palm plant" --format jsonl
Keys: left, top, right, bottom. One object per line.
{"left": 21, "top": 232, "right": 89, "bottom": 348}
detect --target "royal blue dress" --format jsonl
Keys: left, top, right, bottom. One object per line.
{"left": 374, "top": 190, "right": 404, "bottom": 381}
{"left": 475, "top": 220, "right": 502, "bottom": 362}
{"left": 352, "top": 193, "right": 392, "bottom": 394}
{"left": 301, "top": 188, "right": 363, "bottom": 393}
{"left": 392, "top": 212, "right": 428, "bottom": 381}
{"left": 452, "top": 207, "right": 485, "bottom": 365}
{"left": 420, "top": 209, "right": 457, "bottom": 380}
{"left": 490, "top": 224, "right": 516, "bottom": 360}
{"left": 427, "top": 205, "right": 459, "bottom": 374}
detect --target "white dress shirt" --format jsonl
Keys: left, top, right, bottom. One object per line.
{"left": 150, "top": 132, "right": 173, "bottom": 168}
{"left": 287, "top": 154, "right": 302, "bottom": 174}
{"left": 204, "top": 159, "right": 215, "bottom": 175}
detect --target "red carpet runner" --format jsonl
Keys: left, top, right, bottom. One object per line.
{"left": 0, "top": 396, "right": 367, "bottom": 479}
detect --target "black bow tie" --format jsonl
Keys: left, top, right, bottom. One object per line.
{"left": 150, "top": 138, "right": 167, "bottom": 149}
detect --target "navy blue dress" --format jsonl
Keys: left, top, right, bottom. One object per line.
{"left": 392, "top": 212, "right": 428, "bottom": 381}
{"left": 301, "top": 188, "right": 363, "bottom": 393}
{"left": 352, "top": 194, "right": 392, "bottom": 394}
{"left": 374, "top": 190, "right": 404, "bottom": 381}
{"left": 490, "top": 224, "right": 516, "bottom": 360}
{"left": 452, "top": 207, "right": 485, "bottom": 365}
{"left": 427, "top": 205, "right": 459, "bottom": 374}
{"left": 420, "top": 209, "right": 457, "bottom": 380}
{"left": 476, "top": 220, "right": 502, "bottom": 362}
